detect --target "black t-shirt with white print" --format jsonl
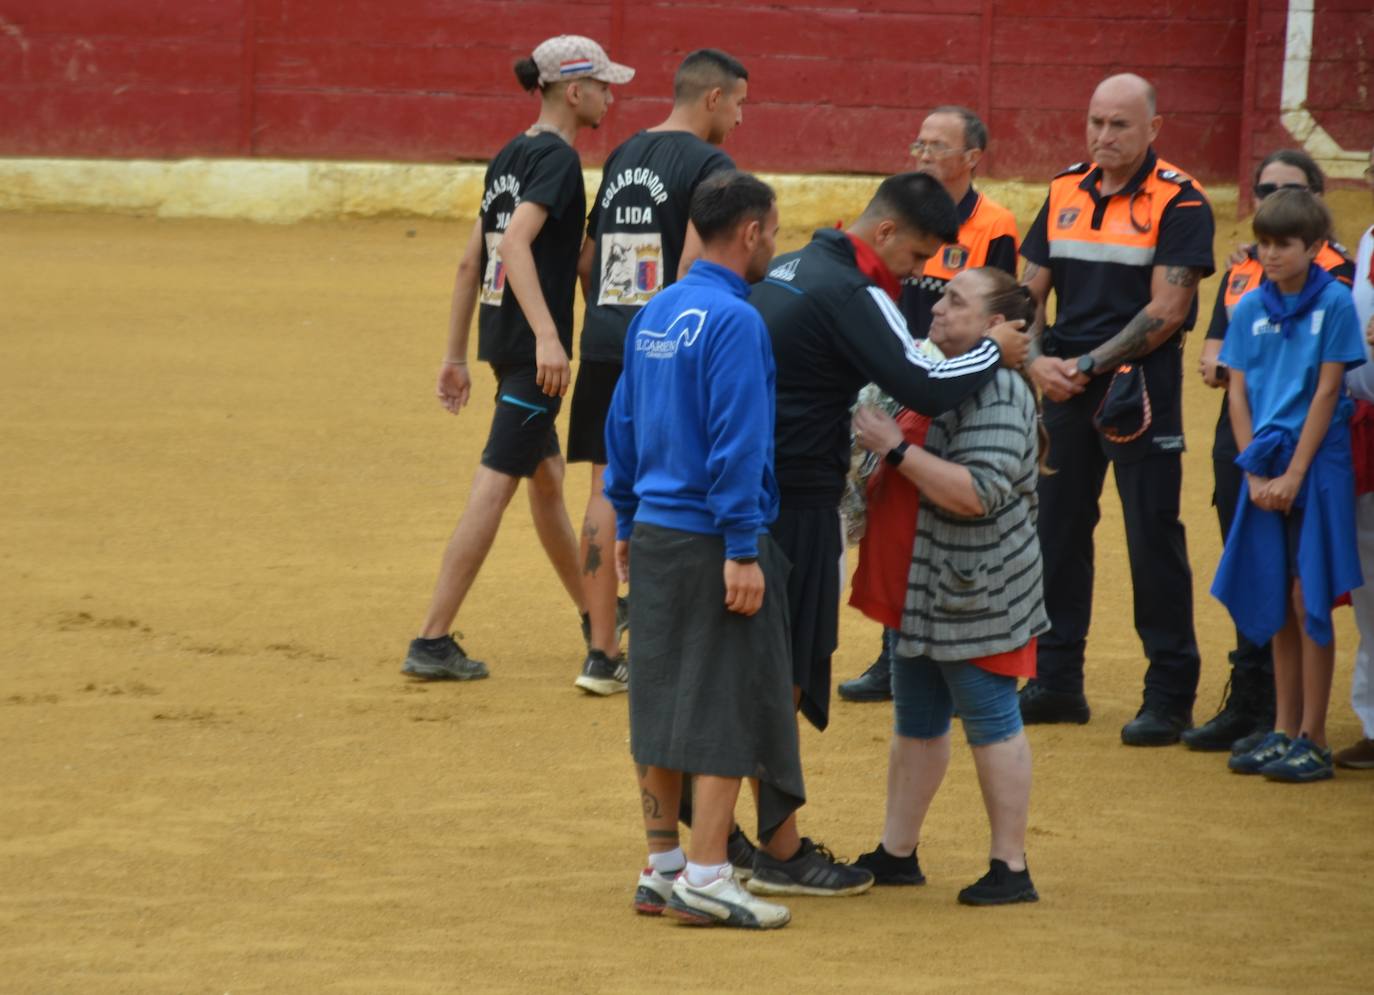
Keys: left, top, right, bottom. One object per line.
{"left": 477, "top": 131, "right": 585, "bottom": 365}
{"left": 580, "top": 130, "right": 734, "bottom": 363}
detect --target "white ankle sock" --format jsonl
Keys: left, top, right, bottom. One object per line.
{"left": 684, "top": 860, "right": 732, "bottom": 887}
{"left": 648, "top": 847, "right": 685, "bottom": 874}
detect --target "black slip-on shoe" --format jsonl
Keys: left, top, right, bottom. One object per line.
{"left": 854, "top": 843, "right": 925, "bottom": 885}
{"left": 958, "top": 859, "right": 1038, "bottom": 906}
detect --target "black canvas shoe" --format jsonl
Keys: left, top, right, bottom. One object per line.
{"left": 746, "top": 838, "right": 874, "bottom": 897}
{"left": 1120, "top": 705, "right": 1191, "bottom": 746}
{"left": 854, "top": 843, "right": 925, "bottom": 885}
{"left": 401, "top": 634, "right": 488, "bottom": 681}
{"left": 957, "top": 859, "right": 1038, "bottom": 906}
{"left": 574, "top": 649, "right": 628, "bottom": 696}
{"left": 1017, "top": 683, "right": 1090, "bottom": 725}
{"left": 838, "top": 652, "right": 893, "bottom": 703}
{"left": 727, "top": 826, "right": 757, "bottom": 882}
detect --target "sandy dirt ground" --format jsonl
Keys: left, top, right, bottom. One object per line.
{"left": 2, "top": 200, "right": 1372, "bottom": 994}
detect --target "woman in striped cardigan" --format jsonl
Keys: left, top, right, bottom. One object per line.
{"left": 850, "top": 266, "right": 1050, "bottom": 906}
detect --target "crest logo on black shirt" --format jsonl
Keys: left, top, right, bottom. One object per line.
{"left": 636, "top": 252, "right": 659, "bottom": 293}
{"left": 942, "top": 245, "right": 969, "bottom": 270}
{"left": 1056, "top": 207, "right": 1081, "bottom": 229}
{"left": 599, "top": 233, "right": 664, "bottom": 307}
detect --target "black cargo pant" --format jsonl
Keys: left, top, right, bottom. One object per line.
{"left": 1211, "top": 394, "right": 1274, "bottom": 682}
{"left": 1033, "top": 350, "right": 1201, "bottom": 712}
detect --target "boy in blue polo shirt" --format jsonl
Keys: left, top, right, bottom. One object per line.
{"left": 1213, "top": 188, "right": 1366, "bottom": 782}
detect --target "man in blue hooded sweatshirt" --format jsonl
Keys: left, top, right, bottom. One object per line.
{"left": 1214, "top": 188, "right": 1366, "bottom": 782}
{"left": 603, "top": 170, "right": 817, "bottom": 929}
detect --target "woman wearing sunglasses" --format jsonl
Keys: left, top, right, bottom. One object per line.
{"left": 1188, "top": 149, "right": 1355, "bottom": 754}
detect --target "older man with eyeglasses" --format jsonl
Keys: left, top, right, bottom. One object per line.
{"left": 838, "top": 105, "right": 1020, "bottom": 704}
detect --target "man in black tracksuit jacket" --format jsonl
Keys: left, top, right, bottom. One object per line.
{"left": 750, "top": 173, "right": 1028, "bottom": 735}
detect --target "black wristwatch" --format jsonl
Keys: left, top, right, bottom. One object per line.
{"left": 730, "top": 555, "right": 758, "bottom": 565}
{"left": 885, "top": 441, "right": 911, "bottom": 467}
{"left": 1076, "top": 354, "right": 1097, "bottom": 376}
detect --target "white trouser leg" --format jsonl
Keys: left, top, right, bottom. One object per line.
{"left": 1350, "top": 495, "right": 1374, "bottom": 738}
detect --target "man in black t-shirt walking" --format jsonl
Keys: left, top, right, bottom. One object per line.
{"left": 567, "top": 49, "right": 749, "bottom": 695}
{"left": 401, "top": 36, "right": 634, "bottom": 682}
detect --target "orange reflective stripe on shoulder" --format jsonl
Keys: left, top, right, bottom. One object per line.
{"left": 1045, "top": 157, "right": 1200, "bottom": 269}
{"left": 1223, "top": 257, "right": 1262, "bottom": 315}
{"left": 920, "top": 193, "right": 1020, "bottom": 281}
{"left": 1316, "top": 241, "right": 1353, "bottom": 284}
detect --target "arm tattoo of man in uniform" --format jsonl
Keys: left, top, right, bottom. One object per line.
{"left": 1165, "top": 266, "right": 1201, "bottom": 288}
{"left": 582, "top": 520, "right": 603, "bottom": 576}
{"left": 1021, "top": 262, "right": 1046, "bottom": 362}
{"left": 1092, "top": 308, "right": 1166, "bottom": 368}
{"left": 1090, "top": 266, "right": 1202, "bottom": 367}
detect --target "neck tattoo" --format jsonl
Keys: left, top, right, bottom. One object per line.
{"left": 526, "top": 122, "right": 570, "bottom": 144}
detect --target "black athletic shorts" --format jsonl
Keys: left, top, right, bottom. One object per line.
{"left": 566, "top": 360, "right": 623, "bottom": 465}
{"left": 480, "top": 363, "right": 562, "bottom": 478}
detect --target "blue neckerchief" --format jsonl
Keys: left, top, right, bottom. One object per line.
{"left": 1258, "top": 262, "right": 1334, "bottom": 337}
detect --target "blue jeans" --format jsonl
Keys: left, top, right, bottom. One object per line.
{"left": 891, "top": 653, "right": 1023, "bottom": 747}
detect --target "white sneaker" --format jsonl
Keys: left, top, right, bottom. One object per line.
{"left": 634, "top": 867, "right": 678, "bottom": 915}
{"left": 665, "top": 872, "right": 790, "bottom": 929}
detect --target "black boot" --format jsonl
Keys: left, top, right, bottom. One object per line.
{"left": 838, "top": 643, "right": 893, "bottom": 702}
{"left": 1181, "top": 674, "right": 1271, "bottom": 752}
{"left": 1121, "top": 704, "right": 1192, "bottom": 746}
{"left": 1017, "top": 682, "right": 1090, "bottom": 724}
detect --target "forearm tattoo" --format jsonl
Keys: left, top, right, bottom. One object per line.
{"left": 1026, "top": 314, "right": 1046, "bottom": 363}
{"left": 1092, "top": 308, "right": 1166, "bottom": 367}
{"left": 1021, "top": 263, "right": 1046, "bottom": 362}
{"left": 1165, "top": 266, "right": 1201, "bottom": 288}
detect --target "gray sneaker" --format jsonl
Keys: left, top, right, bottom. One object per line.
{"left": 746, "top": 838, "right": 875, "bottom": 897}
{"left": 727, "top": 826, "right": 757, "bottom": 882}
{"left": 402, "top": 635, "right": 488, "bottom": 681}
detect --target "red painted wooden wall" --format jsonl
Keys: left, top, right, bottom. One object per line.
{"left": 0, "top": 1, "right": 1369, "bottom": 183}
